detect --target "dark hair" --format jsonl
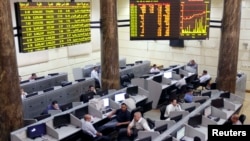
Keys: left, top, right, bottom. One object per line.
{"left": 153, "top": 64, "right": 156, "bottom": 67}
{"left": 203, "top": 70, "right": 207, "bottom": 74}
{"left": 125, "top": 93, "right": 130, "bottom": 99}
{"left": 31, "top": 73, "right": 36, "bottom": 76}
{"left": 180, "top": 74, "right": 184, "bottom": 78}
{"left": 121, "top": 103, "right": 127, "bottom": 107}
{"left": 52, "top": 101, "right": 58, "bottom": 105}
{"left": 193, "top": 136, "right": 201, "bottom": 141}
{"left": 89, "top": 85, "right": 94, "bottom": 89}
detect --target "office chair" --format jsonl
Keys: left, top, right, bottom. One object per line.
{"left": 80, "top": 130, "right": 94, "bottom": 141}
{"left": 146, "top": 118, "right": 155, "bottom": 129}
{"left": 120, "top": 74, "right": 131, "bottom": 88}
{"left": 239, "top": 114, "right": 246, "bottom": 124}
{"left": 127, "top": 73, "right": 135, "bottom": 80}
{"left": 160, "top": 105, "right": 167, "bottom": 120}
{"left": 176, "top": 85, "right": 187, "bottom": 102}
{"left": 200, "top": 78, "right": 211, "bottom": 90}
{"left": 141, "top": 101, "right": 153, "bottom": 114}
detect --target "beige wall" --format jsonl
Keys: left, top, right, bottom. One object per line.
{"left": 12, "top": 0, "right": 250, "bottom": 90}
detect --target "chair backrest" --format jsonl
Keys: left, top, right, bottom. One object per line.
{"left": 160, "top": 105, "right": 167, "bottom": 120}
{"left": 201, "top": 78, "right": 211, "bottom": 86}
{"left": 142, "top": 101, "right": 153, "bottom": 114}
{"left": 81, "top": 130, "right": 94, "bottom": 140}
{"left": 239, "top": 114, "right": 246, "bottom": 124}
{"left": 146, "top": 118, "right": 155, "bottom": 129}
{"left": 128, "top": 73, "right": 135, "bottom": 80}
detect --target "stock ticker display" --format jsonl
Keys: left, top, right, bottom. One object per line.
{"left": 15, "top": 2, "right": 91, "bottom": 53}
{"left": 130, "top": 0, "right": 211, "bottom": 40}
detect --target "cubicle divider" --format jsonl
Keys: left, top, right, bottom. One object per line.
{"left": 21, "top": 73, "right": 68, "bottom": 93}
{"left": 22, "top": 78, "right": 95, "bottom": 118}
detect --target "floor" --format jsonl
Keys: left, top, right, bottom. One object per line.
{"left": 144, "top": 92, "right": 250, "bottom": 124}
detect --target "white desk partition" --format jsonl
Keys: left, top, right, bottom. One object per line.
{"left": 184, "top": 124, "right": 206, "bottom": 141}
{"left": 180, "top": 102, "right": 200, "bottom": 110}
{"left": 147, "top": 80, "right": 162, "bottom": 109}
{"left": 169, "top": 111, "right": 189, "bottom": 119}
{"left": 154, "top": 120, "right": 176, "bottom": 129}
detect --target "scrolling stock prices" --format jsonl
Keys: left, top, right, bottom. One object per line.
{"left": 130, "top": 0, "right": 211, "bottom": 40}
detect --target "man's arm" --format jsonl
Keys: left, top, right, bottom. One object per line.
{"left": 127, "top": 120, "right": 134, "bottom": 136}
{"left": 107, "top": 109, "right": 117, "bottom": 118}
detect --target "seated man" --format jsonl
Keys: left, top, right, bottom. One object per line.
{"left": 230, "top": 114, "right": 242, "bottom": 125}
{"left": 29, "top": 73, "right": 37, "bottom": 80}
{"left": 164, "top": 98, "right": 182, "bottom": 118}
{"left": 187, "top": 59, "right": 198, "bottom": 73}
{"left": 184, "top": 89, "right": 194, "bottom": 103}
{"left": 99, "top": 103, "right": 131, "bottom": 132}
{"left": 123, "top": 94, "right": 136, "bottom": 111}
{"left": 175, "top": 74, "right": 186, "bottom": 89}
{"left": 88, "top": 85, "right": 97, "bottom": 95}
{"left": 42, "top": 100, "right": 61, "bottom": 115}
{"left": 91, "top": 66, "right": 101, "bottom": 88}
{"left": 81, "top": 114, "right": 110, "bottom": 141}
{"left": 150, "top": 64, "right": 160, "bottom": 73}
{"left": 126, "top": 112, "right": 152, "bottom": 139}
{"left": 199, "top": 70, "right": 211, "bottom": 83}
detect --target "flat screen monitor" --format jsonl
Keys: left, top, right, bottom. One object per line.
{"left": 74, "top": 106, "right": 88, "bottom": 119}
{"left": 161, "top": 67, "right": 171, "bottom": 71}
{"left": 172, "top": 68, "right": 179, "bottom": 74}
{"left": 80, "top": 92, "right": 94, "bottom": 103}
{"left": 176, "top": 126, "right": 185, "bottom": 140}
{"left": 162, "top": 136, "right": 172, "bottom": 141}
{"left": 170, "top": 114, "right": 182, "bottom": 122}
{"left": 53, "top": 113, "right": 70, "bottom": 128}
{"left": 185, "top": 106, "right": 196, "bottom": 113}
{"left": 154, "top": 123, "right": 168, "bottom": 133}
{"left": 140, "top": 75, "right": 150, "bottom": 79}
{"left": 103, "top": 98, "right": 109, "bottom": 107}
{"left": 43, "top": 87, "right": 54, "bottom": 92}
{"left": 126, "top": 86, "right": 138, "bottom": 96}
{"left": 61, "top": 82, "right": 72, "bottom": 87}
{"left": 120, "top": 67, "right": 126, "bottom": 69}
{"left": 211, "top": 98, "right": 224, "bottom": 108}
{"left": 26, "top": 92, "right": 38, "bottom": 98}
{"left": 152, "top": 75, "right": 163, "bottom": 83}
{"left": 220, "top": 92, "right": 230, "bottom": 98}
{"left": 34, "top": 114, "right": 51, "bottom": 121}
{"left": 135, "top": 60, "right": 143, "bottom": 64}
{"left": 48, "top": 73, "right": 59, "bottom": 76}
{"left": 137, "top": 136, "right": 151, "bottom": 141}
{"left": 188, "top": 114, "right": 202, "bottom": 127}
{"left": 115, "top": 93, "right": 126, "bottom": 102}
{"left": 202, "top": 91, "right": 212, "bottom": 98}
{"left": 126, "top": 63, "right": 134, "bottom": 66}
{"left": 149, "top": 71, "right": 160, "bottom": 75}
{"left": 34, "top": 76, "right": 45, "bottom": 80}
{"left": 75, "top": 78, "right": 85, "bottom": 82}
{"left": 20, "top": 80, "right": 29, "bottom": 84}
{"left": 164, "top": 71, "right": 172, "bottom": 79}
{"left": 204, "top": 106, "right": 211, "bottom": 117}
{"left": 195, "top": 99, "right": 207, "bottom": 104}
{"left": 27, "top": 123, "right": 46, "bottom": 139}
{"left": 60, "top": 103, "right": 73, "bottom": 111}
{"left": 97, "top": 89, "right": 108, "bottom": 97}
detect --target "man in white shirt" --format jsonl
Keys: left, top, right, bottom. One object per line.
{"left": 126, "top": 112, "right": 152, "bottom": 139}
{"left": 164, "top": 98, "right": 182, "bottom": 118}
{"left": 91, "top": 66, "right": 101, "bottom": 88}
{"left": 199, "top": 70, "right": 211, "bottom": 83}
{"left": 123, "top": 94, "right": 136, "bottom": 111}
{"left": 150, "top": 64, "right": 160, "bottom": 73}
{"left": 81, "top": 114, "right": 109, "bottom": 141}
{"left": 175, "top": 74, "right": 186, "bottom": 89}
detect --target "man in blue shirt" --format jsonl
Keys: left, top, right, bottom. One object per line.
{"left": 184, "top": 89, "right": 194, "bottom": 103}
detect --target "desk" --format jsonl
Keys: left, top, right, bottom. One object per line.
{"left": 54, "top": 124, "right": 80, "bottom": 140}
{"left": 131, "top": 94, "right": 147, "bottom": 103}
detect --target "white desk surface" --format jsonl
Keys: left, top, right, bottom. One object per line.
{"left": 182, "top": 136, "right": 193, "bottom": 141}
{"left": 54, "top": 124, "right": 81, "bottom": 140}
{"left": 131, "top": 94, "right": 147, "bottom": 103}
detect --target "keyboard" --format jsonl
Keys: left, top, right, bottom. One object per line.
{"left": 208, "top": 116, "right": 220, "bottom": 122}
{"left": 105, "top": 108, "right": 112, "bottom": 113}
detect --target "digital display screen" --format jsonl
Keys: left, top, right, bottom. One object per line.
{"left": 15, "top": 2, "right": 91, "bottom": 53}
{"left": 130, "top": 0, "right": 211, "bottom": 40}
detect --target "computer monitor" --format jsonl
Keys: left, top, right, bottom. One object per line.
{"left": 172, "top": 68, "right": 179, "bottom": 74}
{"left": 53, "top": 113, "right": 71, "bottom": 128}
{"left": 80, "top": 92, "right": 94, "bottom": 103}
{"left": 137, "top": 136, "right": 151, "bottom": 141}
{"left": 164, "top": 71, "right": 172, "bottom": 79}
{"left": 204, "top": 106, "right": 211, "bottom": 117}
{"left": 195, "top": 99, "right": 207, "bottom": 104}
{"left": 162, "top": 136, "right": 172, "bottom": 141}
{"left": 60, "top": 103, "right": 73, "bottom": 111}
{"left": 152, "top": 75, "right": 163, "bottom": 83}
{"left": 34, "top": 76, "right": 45, "bottom": 80}
{"left": 61, "top": 82, "right": 72, "bottom": 87}
{"left": 34, "top": 114, "right": 51, "bottom": 121}
{"left": 43, "top": 87, "right": 54, "bottom": 92}
{"left": 154, "top": 123, "right": 168, "bottom": 133}
{"left": 20, "top": 80, "right": 29, "bottom": 84}
{"left": 188, "top": 114, "right": 202, "bottom": 127}
{"left": 202, "top": 91, "right": 212, "bottom": 98}
{"left": 149, "top": 72, "right": 160, "bottom": 75}
{"left": 126, "top": 63, "right": 134, "bottom": 66}
{"left": 103, "top": 98, "right": 109, "bottom": 107}
{"left": 176, "top": 126, "right": 185, "bottom": 140}
{"left": 115, "top": 92, "right": 126, "bottom": 102}
{"left": 48, "top": 73, "right": 59, "bottom": 76}
{"left": 140, "top": 75, "right": 150, "bottom": 79}
{"left": 211, "top": 98, "right": 224, "bottom": 108}
{"left": 74, "top": 106, "right": 88, "bottom": 119}
{"left": 120, "top": 67, "right": 126, "bottom": 69}
{"left": 26, "top": 92, "right": 38, "bottom": 98}
{"left": 185, "top": 106, "right": 196, "bottom": 113}
{"left": 135, "top": 60, "right": 143, "bottom": 64}
{"left": 97, "top": 89, "right": 108, "bottom": 97}
{"left": 161, "top": 67, "right": 171, "bottom": 71}
{"left": 126, "top": 86, "right": 138, "bottom": 96}
{"left": 75, "top": 78, "right": 86, "bottom": 82}
{"left": 27, "top": 123, "right": 46, "bottom": 139}
{"left": 170, "top": 114, "right": 182, "bottom": 122}
{"left": 220, "top": 92, "right": 230, "bottom": 98}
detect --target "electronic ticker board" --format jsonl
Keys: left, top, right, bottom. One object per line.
{"left": 130, "top": 0, "right": 211, "bottom": 40}
{"left": 15, "top": 2, "right": 91, "bottom": 53}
